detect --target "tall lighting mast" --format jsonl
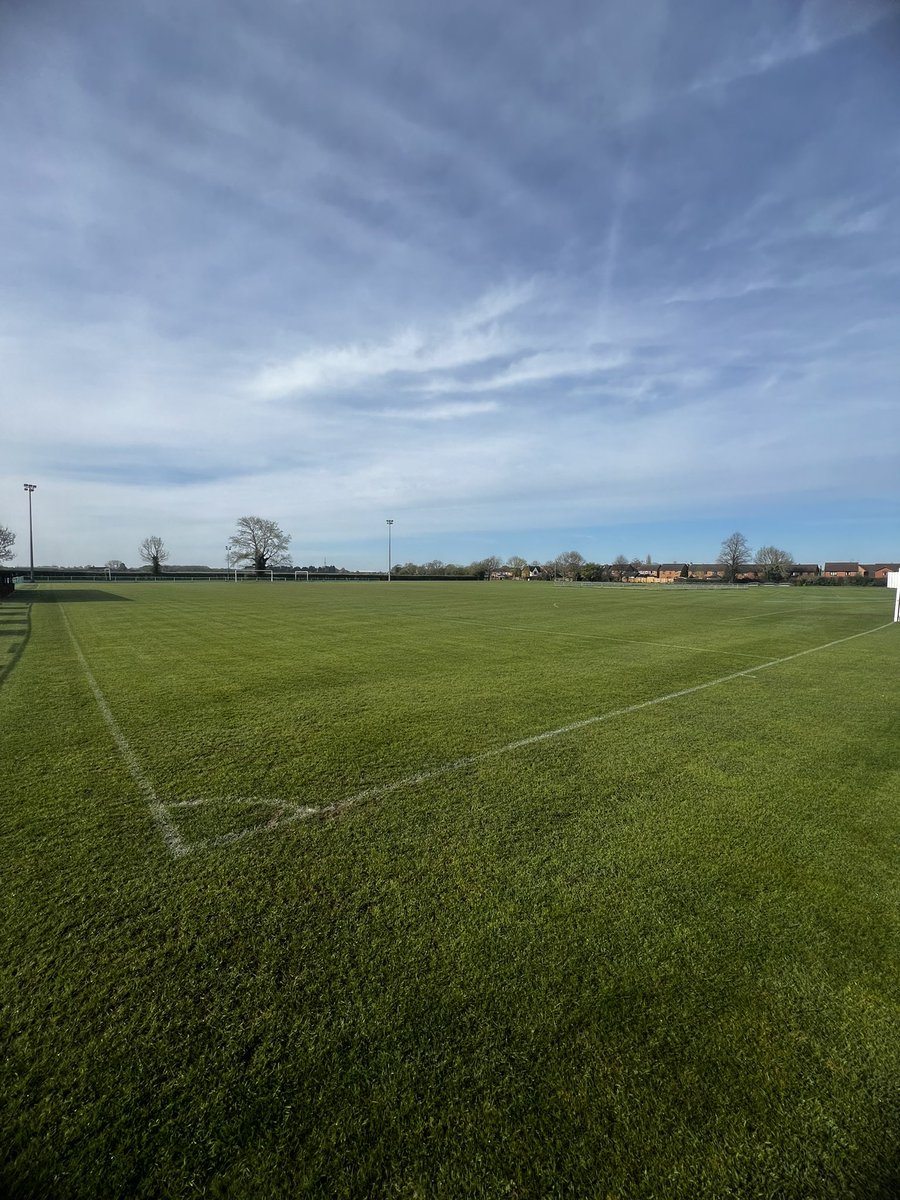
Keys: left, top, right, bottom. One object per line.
{"left": 23, "top": 483, "right": 36, "bottom": 582}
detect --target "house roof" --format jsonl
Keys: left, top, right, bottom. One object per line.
{"left": 823, "top": 562, "right": 860, "bottom": 571}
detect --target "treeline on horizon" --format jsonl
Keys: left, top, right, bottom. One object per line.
{"left": 7, "top": 557, "right": 890, "bottom": 586}
{"left": 391, "top": 556, "right": 887, "bottom": 586}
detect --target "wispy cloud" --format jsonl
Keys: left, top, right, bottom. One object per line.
{"left": 424, "top": 348, "right": 630, "bottom": 395}
{"left": 688, "top": 0, "right": 896, "bottom": 92}
{"left": 377, "top": 400, "right": 501, "bottom": 421}
{"left": 249, "top": 318, "right": 515, "bottom": 400}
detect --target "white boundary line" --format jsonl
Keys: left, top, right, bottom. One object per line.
{"left": 319, "top": 621, "right": 895, "bottom": 819}
{"left": 55, "top": 597, "right": 893, "bottom": 858}
{"left": 57, "top": 603, "right": 188, "bottom": 858}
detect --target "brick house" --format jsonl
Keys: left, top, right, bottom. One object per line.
{"left": 657, "top": 563, "right": 688, "bottom": 581}
{"left": 822, "top": 562, "right": 864, "bottom": 578}
{"left": 787, "top": 563, "right": 820, "bottom": 578}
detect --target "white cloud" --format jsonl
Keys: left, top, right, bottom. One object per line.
{"left": 425, "top": 348, "right": 630, "bottom": 394}
{"left": 247, "top": 289, "right": 530, "bottom": 400}
{"left": 662, "top": 276, "right": 782, "bottom": 304}
{"left": 377, "top": 401, "right": 501, "bottom": 421}
{"left": 689, "top": 0, "right": 896, "bottom": 92}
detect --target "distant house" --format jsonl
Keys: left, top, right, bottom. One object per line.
{"left": 524, "top": 565, "right": 546, "bottom": 579}
{"left": 658, "top": 563, "right": 688, "bottom": 582}
{"left": 655, "top": 562, "right": 726, "bottom": 581}
{"left": 787, "top": 564, "right": 820, "bottom": 578}
{"left": 862, "top": 563, "right": 900, "bottom": 579}
{"left": 823, "top": 562, "right": 864, "bottom": 578}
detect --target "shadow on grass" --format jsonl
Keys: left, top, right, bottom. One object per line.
{"left": 1, "top": 588, "right": 132, "bottom": 688}
{"left": 0, "top": 599, "right": 32, "bottom": 688}
{"left": 19, "top": 588, "right": 133, "bottom": 603}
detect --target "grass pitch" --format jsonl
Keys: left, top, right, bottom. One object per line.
{"left": 2, "top": 581, "right": 898, "bottom": 1198}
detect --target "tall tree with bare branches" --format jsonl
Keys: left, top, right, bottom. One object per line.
{"left": 756, "top": 545, "right": 794, "bottom": 581}
{"left": 717, "top": 531, "right": 751, "bottom": 582}
{"left": 139, "top": 536, "right": 169, "bottom": 575}
{"left": 0, "top": 525, "right": 15, "bottom": 563}
{"left": 228, "top": 517, "right": 291, "bottom": 573}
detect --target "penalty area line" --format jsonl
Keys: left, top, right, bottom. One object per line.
{"left": 322, "top": 620, "right": 896, "bottom": 820}
{"left": 50, "top": 609, "right": 896, "bottom": 859}
{"left": 57, "top": 603, "right": 188, "bottom": 859}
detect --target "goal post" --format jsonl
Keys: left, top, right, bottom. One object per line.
{"left": 887, "top": 571, "right": 900, "bottom": 622}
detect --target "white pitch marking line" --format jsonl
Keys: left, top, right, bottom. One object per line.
{"left": 304, "top": 620, "right": 896, "bottom": 824}
{"left": 194, "top": 799, "right": 321, "bottom": 853}
{"left": 57, "top": 603, "right": 188, "bottom": 859}
{"left": 55, "top": 604, "right": 895, "bottom": 858}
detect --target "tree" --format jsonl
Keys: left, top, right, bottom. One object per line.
{"left": 139, "top": 536, "right": 169, "bottom": 576}
{"left": 717, "top": 531, "right": 751, "bottom": 582}
{"left": 470, "top": 555, "right": 502, "bottom": 579}
{"left": 557, "top": 550, "right": 585, "bottom": 580}
{"left": 105, "top": 559, "right": 126, "bottom": 571}
{"left": 610, "top": 554, "right": 631, "bottom": 582}
{"left": 580, "top": 562, "right": 606, "bottom": 582}
{"left": 0, "top": 525, "right": 14, "bottom": 563}
{"left": 679, "top": 563, "right": 689, "bottom": 578}
{"left": 507, "top": 555, "right": 527, "bottom": 573}
{"left": 756, "top": 545, "right": 794, "bottom": 582}
{"left": 228, "top": 516, "right": 291, "bottom": 573}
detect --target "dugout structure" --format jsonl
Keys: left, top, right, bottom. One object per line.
{"left": 887, "top": 571, "right": 900, "bottom": 622}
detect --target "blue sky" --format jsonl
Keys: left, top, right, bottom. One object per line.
{"left": 2, "top": 0, "right": 899, "bottom": 568}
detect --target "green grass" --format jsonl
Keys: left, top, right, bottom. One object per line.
{"left": 1, "top": 581, "right": 898, "bottom": 1198}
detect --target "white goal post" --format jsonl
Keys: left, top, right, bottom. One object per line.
{"left": 887, "top": 571, "right": 900, "bottom": 622}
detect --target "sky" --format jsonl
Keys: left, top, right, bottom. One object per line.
{"left": 2, "top": 0, "right": 900, "bottom": 569}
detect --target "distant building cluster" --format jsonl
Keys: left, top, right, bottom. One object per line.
{"left": 491, "top": 561, "right": 900, "bottom": 583}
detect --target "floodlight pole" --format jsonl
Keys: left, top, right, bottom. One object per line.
{"left": 386, "top": 519, "right": 393, "bottom": 582}
{"left": 23, "top": 483, "right": 36, "bottom": 581}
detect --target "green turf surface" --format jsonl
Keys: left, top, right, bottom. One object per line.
{"left": 2, "top": 581, "right": 898, "bottom": 1198}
